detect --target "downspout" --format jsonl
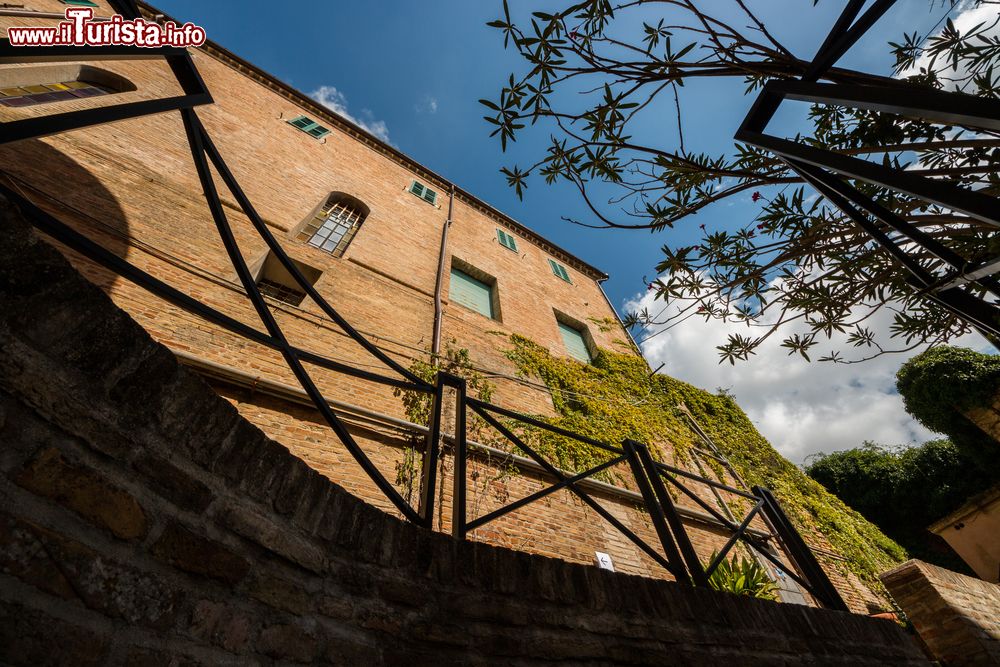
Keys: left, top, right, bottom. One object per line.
{"left": 431, "top": 185, "right": 455, "bottom": 357}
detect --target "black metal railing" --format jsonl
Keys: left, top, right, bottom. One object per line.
{"left": 413, "top": 373, "right": 847, "bottom": 609}
{"left": 0, "top": 0, "right": 859, "bottom": 611}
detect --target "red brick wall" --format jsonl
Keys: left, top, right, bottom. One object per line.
{"left": 0, "top": 2, "right": 877, "bottom": 611}
{"left": 0, "top": 207, "right": 929, "bottom": 665}
{"left": 882, "top": 560, "right": 1000, "bottom": 665}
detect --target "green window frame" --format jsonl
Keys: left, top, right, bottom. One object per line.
{"left": 287, "top": 115, "right": 330, "bottom": 139}
{"left": 449, "top": 268, "right": 496, "bottom": 319}
{"left": 497, "top": 228, "right": 518, "bottom": 252}
{"left": 61, "top": 0, "right": 99, "bottom": 6}
{"left": 548, "top": 258, "right": 571, "bottom": 283}
{"left": 558, "top": 321, "right": 592, "bottom": 363}
{"left": 409, "top": 180, "right": 438, "bottom": 205}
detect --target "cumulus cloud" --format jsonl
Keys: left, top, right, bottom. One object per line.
{"left": 416, "top": 95, "right": 438, "bottom": 114}
{"left": 625, "top": 289, "right": 988, "bottom": 464}
{"left": 309, "top": 85, "right": 391, "bottom": 144}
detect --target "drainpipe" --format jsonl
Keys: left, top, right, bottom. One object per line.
{"left": 431, "top": 185, "right": 455, "bottom": 357}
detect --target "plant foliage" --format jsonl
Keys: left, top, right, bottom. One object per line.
{"left": 705, "top": 550, "right": 778, "bottom": 601}
{"left": 805, "top": 438, "right": 1000, "bottom": 570}
{"left": 483, "top": 1, "right": 1000, "bottom": 364}
{"left": 896, "top": 346, "right": 1000, "bottom": 464}
{"left": 501, "top": 336, "right": 905, "bottom": 597}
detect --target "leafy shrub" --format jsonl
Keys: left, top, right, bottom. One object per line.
{"left": 705, "top": 551, "right": 778, "bottom": 601}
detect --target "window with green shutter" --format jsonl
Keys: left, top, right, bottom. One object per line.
{"left": 450, "top": 268, "right": 496, "bottom": 319}
{"left": 548, "top": 258, "right": 571, "bottom": 283}
{"left": 61, "top": 0, "right": 98, "bottom": 6}
{"left": 286, "top": 115, "right": 330, "bottom": 139}
{"left": 558, "top": 321, "right": 592, "bottom": 363}
{"left": 497, "top": 228, "right": 518, "bottom": 252}
{"left": 409, "top": 180, "right": 438, "bottom": 205}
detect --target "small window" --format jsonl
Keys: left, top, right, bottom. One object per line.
{"left": 61, "top": 0, "right": 98, "bottom": 6}
{"left": 558, "top": 321, "right": 592, "bottom": 363}
{"left": 449, "top": 263, "right": 498, "bottom": 320}
{"left": 296, "top": 192, "right": 368, "bottom": 257}
{"left": 287, "top": 115, "right": 330, "bottom": 139}
{"left": 252, "top": 252, "right": 321, "bottom": 307}
{"left": 409, "top": 180, "right": 438, "bottom": 206}
{"left": 548, "top": 259, "right": 571, "bottom": 283}
{"left": 0, "top": 80, "right": 112, "bottom": 107}
{"left": 497, "top": 228, "right": 518, "bottom": 252}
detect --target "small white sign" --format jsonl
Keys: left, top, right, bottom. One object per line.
{"left": 595, "top": 551, "right": 615, "bottom": 572}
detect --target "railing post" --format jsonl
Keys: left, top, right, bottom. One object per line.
{"left": 633, "top": 441, "right": 711, "bottom": 588}
{"left": 450, "top": 375, "right": 468, "bottom": 540}
{"left": 623, "top": 439, "right": 690, "bottom": 584}
{"left": 754, "top": 486, "right": 849, "bottom": 611}
{"left": 417, "top": 374, "right": 446, "bottom": 529}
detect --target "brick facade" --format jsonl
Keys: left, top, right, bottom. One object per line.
{"left": 0, "top": 0, "right": 880, "bottom": 611}
{"left": 0, "top": 205, "right": 929, "bottom": 664}
{"left": 882, "top": 560, "right": 1000, "bottom": 665}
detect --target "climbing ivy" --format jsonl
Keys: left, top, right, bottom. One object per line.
{"left": 502, "top": 335, "right": 906, "bottom": 598}
{"left": 896, "top": 346, "right": 1000, "bottom": 465}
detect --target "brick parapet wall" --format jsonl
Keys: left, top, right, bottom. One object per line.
{"left": 0, "top": 195, "right": 927, "bottom": 664}
{"left": 882, "top": 559, "right": 1000, "bottom": 666}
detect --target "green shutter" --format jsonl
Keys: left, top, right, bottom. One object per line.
{"left": 450, "top": 269, "right": 494, "bottom": 319}
{"left": 497, "top": 229, "right": 518, "bottom": 252}
{"left": 549, "top": 259, "right": 571, "bottom": 282}
{"left": 558, "top": 322, "right": 591, "bottom": 362}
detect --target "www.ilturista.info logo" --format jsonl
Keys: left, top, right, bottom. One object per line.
{"left": 8, "top": 8, "right": 206, "bottom": 48}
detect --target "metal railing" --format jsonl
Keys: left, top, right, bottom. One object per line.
{"left": 413, "top": 372, "right": 847, "bottom": 608}
{"left": 0, "top": 0, "right": 856, "bottom": 610}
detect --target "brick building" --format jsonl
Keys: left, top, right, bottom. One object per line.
{"left": 0, "top": 0, "right": 883, "bottom": 612}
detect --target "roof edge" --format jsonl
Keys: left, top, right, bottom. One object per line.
{"left": 137, "top": 2, "right": 609, "bottom": 282}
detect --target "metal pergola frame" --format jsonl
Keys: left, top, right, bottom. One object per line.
{"left": 736, "top": 0, "right": 1000, "bottom": 339}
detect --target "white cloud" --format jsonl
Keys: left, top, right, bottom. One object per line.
{"left": 309, "top": 85, "right": 391, "bottom": 144}
{"left": 416, "top": 95, "right": 438, "bottom": 114}
{"left": 625, "top": 289, "right": 989, "bottom": 464}
{"left": 898, "top": 1, "right": 1000, "bottom": 85}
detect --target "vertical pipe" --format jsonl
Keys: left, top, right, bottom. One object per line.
{"left": 755, "top": 486, "right": 849, "bottom": 611}
{"left": 623, "top": 440, "right": 690, "bottom": 584}
{"left": 431, "top": 185, "right": 455, "bottom": 357}
{"left": 634, "top": 442, "right": 710, "bottom": 588}
{"left": 418, "top": 375, "right": 445, "bottom": 528}
{"left": 451, "top": 374, "right": 468, "bottom": 539}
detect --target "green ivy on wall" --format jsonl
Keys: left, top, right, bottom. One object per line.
{"left": 896, "top": 346, "right": 1000, "bottom": 466}
{"left": 501, "top": 335, "right": 906, "bottom": 598}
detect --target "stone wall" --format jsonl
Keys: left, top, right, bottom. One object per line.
{"left": 882, "top": 560, "right": 1000, "bottom": 666}
{"left": 0, "top": 196, "right": 928, "bottom": 664}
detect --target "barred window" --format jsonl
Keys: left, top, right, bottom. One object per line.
{"left": 296, "top": 194, "right": 368, "bottom": 257}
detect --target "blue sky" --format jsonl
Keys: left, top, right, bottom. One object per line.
{"left": 149, "top": 1, "right": 982, "bottom": 461}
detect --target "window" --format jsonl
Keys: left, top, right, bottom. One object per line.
{"left": 449, "top": 262, "right": 499, "bottom": 320}
{"left": 287, "top": 115, "right": 330, "bottom": 139}
{"left": 61, "top": 0, "right": 98, "bottom": 6}
{"left": 409, "top": 180, "right": 438, "bottom": 206}
{"left": 548, "top": 258, "right": 571, "bottom": 283}
{"left": 296, "top": 192, "right": 369, "bottom": 257}
{"left": 0, "top": 64, "right": 134, "bottom": 108}
{"left": 251, "top": 252, "right": 321, "bottom": 307}
{"left": 557, "top": 320, "right": 592, "bottom": 363}
{"left": 497, "top": 228, "right": 518, "bottom": 252}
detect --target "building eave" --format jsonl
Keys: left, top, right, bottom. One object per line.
{"left": 137, "top": 1, "right": 609, "bottom": 283}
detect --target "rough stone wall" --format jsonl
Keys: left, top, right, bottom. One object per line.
{"left": 0, "top": 194, "right": 929, "bottom": 665}
{"left": 882, "top": 560, "right": 1000, "bottom": 666}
